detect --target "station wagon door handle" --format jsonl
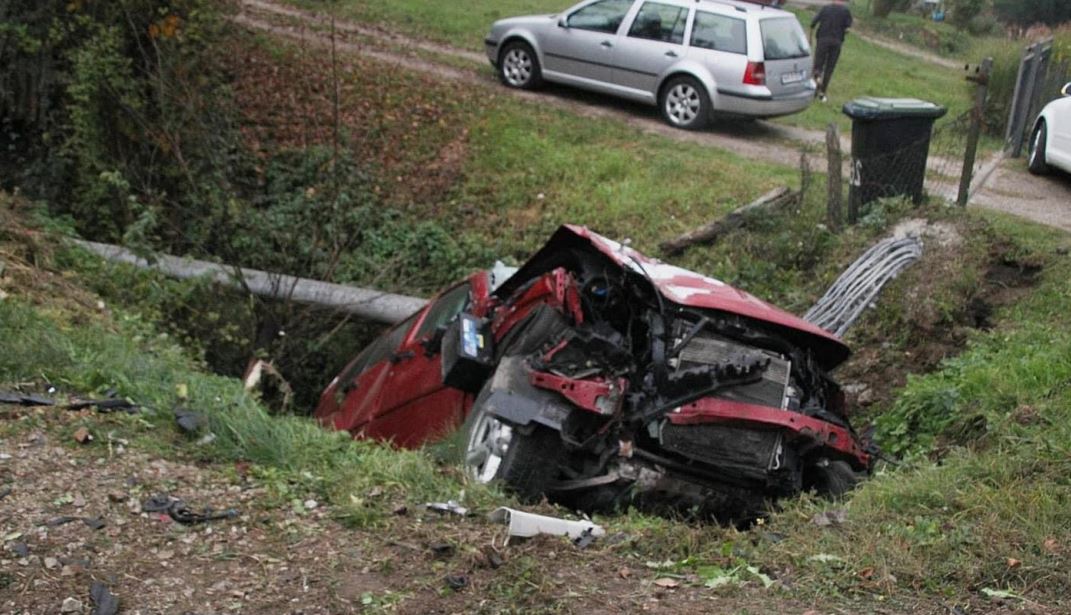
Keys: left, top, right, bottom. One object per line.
{"left": 600, "top": 40, "right": 613, "bottom": 48}
{"left": 665, "top": 50, "right": 678, "bottom": 57}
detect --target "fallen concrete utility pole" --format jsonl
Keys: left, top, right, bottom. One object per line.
{"left": 71, "top": 239, "right": 427, "bottom": 324}
{"left": 659, "top": 186, "right": 796, "bottom": 255}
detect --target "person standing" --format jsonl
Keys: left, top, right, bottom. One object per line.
{"left": 810, "top": 0, "right": 853, "bottom": 102}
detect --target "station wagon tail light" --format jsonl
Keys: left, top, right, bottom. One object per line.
{"left": 743, "top": 61, "right": 766, "bottom": 86}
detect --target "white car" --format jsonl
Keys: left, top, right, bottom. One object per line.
{"left": 1029, "top": 82, "right": 1071, "bottom": 175}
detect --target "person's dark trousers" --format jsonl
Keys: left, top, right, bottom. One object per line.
{"left": 814, "top": 40, "right": 843, "bottom": 95}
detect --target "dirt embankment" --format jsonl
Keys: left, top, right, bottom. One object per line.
{"left": 837, "top": 219, "right": 1044, "bottom": 415}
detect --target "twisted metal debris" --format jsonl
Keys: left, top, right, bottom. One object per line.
{"left": 804, "top": 237, "right": 923, "bottom": 337}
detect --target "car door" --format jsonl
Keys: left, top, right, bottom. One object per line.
{"left": 611, "top": 0, "right": 691, "bottom": 98}
{"left": 1049, "top": 93, "right": 1071, "bottom": 170}
{"left": 541, "top": 0, "right": 635, "bottom": 85}
{"left": 365, "top": 278, "right": 483, "bottom": 448}
{"left": 319, "top": 311, "right": 420, "bottom": 436}
{"left": 687, "top": 9, "right": 749, "bottom": 86}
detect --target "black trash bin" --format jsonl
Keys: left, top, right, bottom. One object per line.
{"left": 842, "top": 97, "right": 947, "bottom": 211}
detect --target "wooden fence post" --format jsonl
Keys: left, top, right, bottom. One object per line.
{"left": 958, "top": 57, "right": 992, "bottom": 207}
{"left": 826, "top": 123, "right": 843, "bottom": 230}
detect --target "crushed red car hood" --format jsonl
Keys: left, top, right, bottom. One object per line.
{"left": 496, "top": 225, "right": 851, "bottom": 369}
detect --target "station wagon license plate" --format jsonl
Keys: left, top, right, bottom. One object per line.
{"left": 781, "top": 70, "right": 807, "bottom": 85}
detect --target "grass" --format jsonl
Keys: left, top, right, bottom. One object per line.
{"left": 4, "top": 190, "right": 1071, "bottom": 608}
{"left": 448, "top": 103, "right": 799, "bottom": 259}
{"left": 756, "top": 266, "right": 1071, "bottom": 604}
{"left": 0, "top": 284, "right": 492, "bottom": 528}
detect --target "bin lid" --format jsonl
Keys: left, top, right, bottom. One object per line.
{"left": 842, "top": 97, "right": 948, "bottom": 120}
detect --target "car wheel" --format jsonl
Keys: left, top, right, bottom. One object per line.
{"left": 462, "top": 379, "right": 563, "bottom": 501}
{"left": 659, "top": 76, "right": 710, "bottom": 130}
{"left": 498, "top": 40, "right": 542, "bottom": 90}
{"left": 808, "top": 459, "right": 859, "bottom": 498}
{"left": 1028, "top": 120, "right": 1051, "bottom": 175}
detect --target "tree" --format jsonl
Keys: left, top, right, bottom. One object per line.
{"left": 947, "top": 0, "right": 987, "bottom": 30}
{"left": 993, "top": 0, "right": 1071, "bottom": 26}
{"left": 872, "top": 0, "right": 912, "bottom": 18}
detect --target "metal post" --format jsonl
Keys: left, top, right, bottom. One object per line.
{"left": 1024, "top": 41, "right": 1053, "bottom": 138}
{"left": 958, "top": 57, "right": 991, "bottom": 207}
{"left": 826, "top": 123, "right": 843, "bottom": 230}
{"left": 1005, "top": 43, "right": 1036, "bottom": 157}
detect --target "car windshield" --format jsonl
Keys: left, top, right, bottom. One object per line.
{"left": 760, "top": 17, "right": 809, "bottom": 60}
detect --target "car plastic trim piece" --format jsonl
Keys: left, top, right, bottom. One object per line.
{"left": 488, "top": 507, "right": 605, "bottom": 541}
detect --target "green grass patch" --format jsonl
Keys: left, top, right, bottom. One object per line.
{"left": 0, "top": 293, "right": 492, "bottom": 527}
{"left": 755, "top": 210, "right": 1071, "bottom": 604}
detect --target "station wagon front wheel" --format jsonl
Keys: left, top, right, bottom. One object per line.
{"left": 498, "top": 41, "right": 543, "bottom": 90}
{"left": 660, "top": 76, "right": 710, "bottom": 130}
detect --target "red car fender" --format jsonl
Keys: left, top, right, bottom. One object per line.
{"left": 529, "top": 370, "right": 628, "bottom": 416}
{"left": 668, "top": 397, "right": 871, "bottom": 468}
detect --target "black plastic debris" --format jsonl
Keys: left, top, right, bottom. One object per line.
{"left": 90, "top": 580, "right": 119, "bottom": 615}
{"left": 173, "top": 407, "right": 205, "bottom": 434}
{"left": 67, "top": 397, "right": 138, "bottom": 414}
{"left": 0, "top": 391, "right": 55, "bottom": 406}
{"left": 82, "top": 517, "right": 106, "bottom": 530}
{"left": 444, "top": 574, "right": 468, "bottom": 591}
{"left": 572, "top": 527, "right": 598, "bottom": 550}
{"left": 428, "top": 542, "right": 455, "bottom": 559}
{"left": 142, "top": 494, "right": 238, "bottom": 525}
{"left": 44, "top": 516, "right": 105, "bottom": 530}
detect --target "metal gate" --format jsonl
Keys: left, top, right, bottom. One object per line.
{"left": 1006, "top": 38, "right": 1071, "bottom": 157}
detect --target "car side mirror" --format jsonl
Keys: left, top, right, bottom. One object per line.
{"left": 1063, "top": 82, "right": 1071, "bottom": 97}
{"left": 420, "top": 324, "right": 450, "bottom": 357}
{"left": 389, "top": 349, "right": 416, "bottom": 364}
{"left": 558, "top": 15, "right": 568, "bottom": 28}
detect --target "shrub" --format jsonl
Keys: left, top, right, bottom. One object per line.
{"left": 971, "top": 39, "right": 1025, "bottom": 136}
{"left": 947, "top": 0, "right": 987, "bottom": 31}
{"left": 993, "top": 0, "right": 1071, "bottom": 27}
{"left": 872, "top": 0, "right": 912, "bottom": 18}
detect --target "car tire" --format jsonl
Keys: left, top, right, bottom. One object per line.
{"left": 498, "top": 40, "right": 543, "bottom": 90}
{"left": 808, "top": 459, "right": 859, "bottom": 498}
{"left": 659, "top": 75, "right": 710, "bottom": 130}
{"left": 1028, "top": 120, "right": 1051, "bottom": 175}
{"left": 461, "top": 378, "right": 563, "bottom": 502}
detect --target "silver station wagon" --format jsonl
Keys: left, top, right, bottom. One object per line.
{"left": 485, "top": 0, "right": 816, "bottom": 129}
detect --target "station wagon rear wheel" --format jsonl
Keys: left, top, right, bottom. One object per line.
{"left": 660, "top": 75, "right": 710, "bottom": 130}
{"left": 498, "top": 41, "right": 542, "bottom": 90}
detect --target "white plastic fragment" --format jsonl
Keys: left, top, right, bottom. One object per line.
{"left": 426, "top": 500, "right": 469, "bottom": 516}
{"left": 488, "top": 507, "right": 605, "bottom": 541}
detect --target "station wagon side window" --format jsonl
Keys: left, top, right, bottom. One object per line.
{"left": 414, "top": 283, "right": 471, "bottom": 340}
{"left": 567, "top": 0, "right": 635, "bottom": 34}
{"left": 690, "top": 11, "right": 747, "bottom": 55}
{"left": 627, "top": 2, "right": 688, "bottom": 44}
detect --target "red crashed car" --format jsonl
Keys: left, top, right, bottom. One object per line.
{"left": 315, "top": 225, "right": 873, "bottom": 520}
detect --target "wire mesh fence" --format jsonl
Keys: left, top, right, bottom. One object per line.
{"left": 840, "top": 110, "right": 977, "bottom": 209}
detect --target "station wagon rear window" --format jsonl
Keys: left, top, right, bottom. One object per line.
{"left": 760, "top": 17, "right": 810, "bottom": 60}
{"left": 690, "top": 11, "right": 747, "bottom": 55}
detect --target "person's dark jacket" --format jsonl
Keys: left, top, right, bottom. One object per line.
{"left": 811, "top": 4, "right": 853, "bottom": 44}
